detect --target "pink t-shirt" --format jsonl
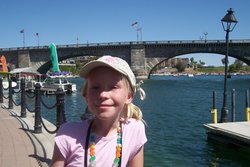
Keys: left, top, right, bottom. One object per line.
{"left": 55, "top": 118, "right": 147, "bottom": 167}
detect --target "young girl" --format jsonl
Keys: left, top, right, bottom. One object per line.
{"left": 50, "top": 55, "right": 147, "bottom": 167}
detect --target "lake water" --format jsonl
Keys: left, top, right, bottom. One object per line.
{"left": 39, "top": 74, "right": 250, "bottom": 167}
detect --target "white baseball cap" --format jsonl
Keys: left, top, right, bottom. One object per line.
{"left": 79, "top": 55, "right": 136, "bottom": 92}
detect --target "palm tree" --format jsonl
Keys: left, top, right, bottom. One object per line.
{"left": 221, "top": 57, "right": 226, "bottom": 65}
{"left": 190, "top": 57, "right": 194, "bottom": 68}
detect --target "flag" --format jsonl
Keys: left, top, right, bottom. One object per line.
{"left": 20, "top": 29, "right": 24, "bottom": 33}
{"left": 131, "top": 21, "right": 138, "bottom": 26}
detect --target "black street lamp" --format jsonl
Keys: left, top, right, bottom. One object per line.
{"left": 220, "top": 8, "right": 238, "bottom": 123}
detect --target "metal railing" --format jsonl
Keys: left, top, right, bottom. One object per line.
{"left": 1, "top": 39, "right": 250, "bottom": 51}
{"left": 0, "top": 77, "right": 66, "bottom": 134}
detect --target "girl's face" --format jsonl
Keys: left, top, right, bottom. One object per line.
{"left": 85, "top": 67, "right": 133, "bottom": 121}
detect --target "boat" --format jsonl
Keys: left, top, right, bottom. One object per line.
{"left": 25, "top": 75, "right": 77, "bottom": 95}
{"left": 0, "top": 72, "right": 17, "bottom": 89}
{"left": 47, "top": 71, "right": 75, "bottom": 78}
{"left": 2, "top": 80, "right": 17, "bottom": 88}
{"left": 25, "top": 43, "right": 77, "bottom": 94}
{"left": 40, "top": 76, "right": 77, "bottom": 94}
{"left": 9, "top": 67, "right": 46, "bottom": 91}
{"left": 9, "top": 69, "right": 78, "bottom": 95}
{"left": 1, "top": 78, "right": 17, "bottom": 88}
{"left": 188, "top": 73, "right": 194, "bottom": 77}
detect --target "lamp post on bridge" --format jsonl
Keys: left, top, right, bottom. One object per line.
{"left": 220, "top": 8, "right": 238, "bottom": 123}
{"left": 36, "top": 33, "right": 39, "bottom": 47}
{"left": 203, "top": 32, "right": 208, "bottom": 43}
{"left": 20, "top": 29, "right": 25, "bottom": 47}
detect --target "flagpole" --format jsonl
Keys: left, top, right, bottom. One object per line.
{"left": 131, "top": 21, "right": 139, "bottom": 42}
{"left": 140, "top": 28, "right": 142, "bottom": 41}
{"left": 137, "top": 29, "right": 139, "bottom": 42}
{"left": 139, "top": 27, "right": 142, "bottom": 41}
{"left": 23, "top": 31, "right": 25, "bottom": 47}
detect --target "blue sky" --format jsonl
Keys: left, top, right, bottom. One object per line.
{"left": 1, "top": 0, "right": 249, "bottom": 66}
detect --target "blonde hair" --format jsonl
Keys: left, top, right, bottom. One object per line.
{"left": 81, "top": 75, "right": 144, "bottom": 122}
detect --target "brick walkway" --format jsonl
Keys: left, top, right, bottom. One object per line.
{"left": 0, "top": 103, "right": 55, "bottom": 167}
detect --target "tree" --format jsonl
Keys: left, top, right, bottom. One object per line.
{"left": 199, "top": 60, "right": 205, "bottom": 66}
{"left": 175, "top": 61, "right": 186, "bottom": 72}
{"left": 221, "top": 57, "right": 226, "bottom": 65}
{"left": 193, "top": 61, "right": 197, "bottom": 70}
{"left": 234, "top": 59, "right": 243, "bottom": 70}
{"left": 228, "top": 64, "right": 237, "bottom": 72}
{"left": 229, "top": 59, "right": 244, "bottom": 72}
{"left": 190, "top": 57, "right": 194, "bottom": 68}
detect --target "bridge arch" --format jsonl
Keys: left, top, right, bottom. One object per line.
{"left": 37, "top": 53, "right": 97, "bottom": 74}
{"left": 145, "top": 51, "right": 244, "bottom": 79}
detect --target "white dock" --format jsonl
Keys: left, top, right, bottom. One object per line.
{"left": 203, "top": 121, "right": 250, "bottom": 147}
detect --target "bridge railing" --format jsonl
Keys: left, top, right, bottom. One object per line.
{"left": 1, "top": 39, "right": 250, "bottom": 52}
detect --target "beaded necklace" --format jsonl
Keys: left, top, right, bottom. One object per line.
{"left": 85, "top": 121, "right": 122, "bottom": 167}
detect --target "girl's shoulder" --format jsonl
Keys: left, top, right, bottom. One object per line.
{"left": 56, "top": 120, "right": 90, "bottom": 137}
{"left": 123, "top": 118, "right": 146, "bottom": 132}
{"left": 122, "top": 118, "right": 147, "bottom": 155}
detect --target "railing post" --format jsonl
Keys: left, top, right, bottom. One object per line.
{"left": 20, "top": 78, "right": 26, "bottom": 117}
{"left": 211, "top": 91, "right": 217, "bottom": 124}
{"left": 56, "top": 88, "right": 66, "bottom": 127}
{"left": 0, "top": 78, "right": 3, "bottom": 103}
{"left": 231, "top": 89, "right": 235, "bottom": 122}
{"left": 8, "top": 76, "right": 13, "bottom": 109}
{"left": 246, "top": 89, "right": 250, "bottom": 121}
{"left": 34, "top": 83, "right": 42, "bottom": 133}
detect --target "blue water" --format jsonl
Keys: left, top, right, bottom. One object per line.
{"left": 38, "top": 74, "right": 250, "bottom": 167}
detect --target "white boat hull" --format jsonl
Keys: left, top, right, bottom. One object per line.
{"left": 2, "top": 81, "right": 17, "bottom": 88}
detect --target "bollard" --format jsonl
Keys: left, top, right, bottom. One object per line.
{"left": 246, "top": 89, "right": 250, "bottom": 121}
{"left": 210, "top": 91, "right": 217, "bottom": 124}
{"left": 34, "top": 83, "right": 42, "bottom": 133}
{"left": 20, "top": 78, "right": 26, "bottom": 117}
{"left": 8, "top": 76, "right": 13, "bottom": 109}
{"left": 56, "top": 88, "right": 66, "bottom": 127}
{"left": 0, "top": 78, "right": 3, "bottom": 103}
{"left": 231, "top": 89, "right": 235, "bottom": 122}
{"left": 247, "top": 107, "right": 250, "bottom": 122}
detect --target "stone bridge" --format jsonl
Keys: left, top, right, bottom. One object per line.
{"left": 1, "top": 39, "right": 250, "bottom": 78}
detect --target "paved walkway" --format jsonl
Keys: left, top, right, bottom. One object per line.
{"left": 0, "top": 101, "right": 55, "bottom": 167}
